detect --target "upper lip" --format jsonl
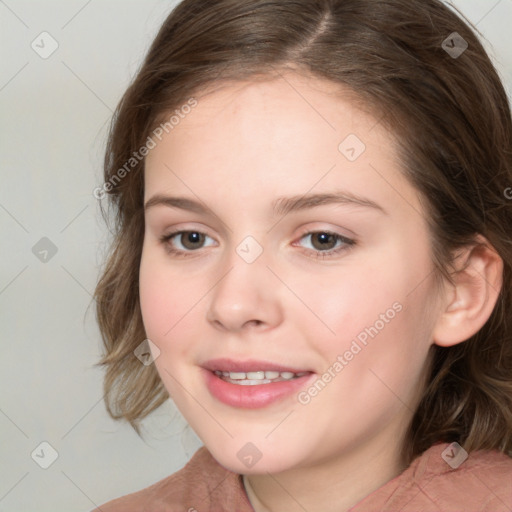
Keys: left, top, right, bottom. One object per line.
{"left": 201, "top": 358, "right": 313, "bottom": 374}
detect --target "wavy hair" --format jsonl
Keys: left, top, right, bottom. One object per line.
{"left": 94, "top": 0, "right": 512, "bottom": 465}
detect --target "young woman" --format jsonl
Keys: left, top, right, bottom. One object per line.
{"left": 93, "top": 1, "right": 512, "bottom": 510}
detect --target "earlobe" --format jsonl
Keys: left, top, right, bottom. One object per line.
{"left": 433, "top": 237, "right": 503, "bottom": 348}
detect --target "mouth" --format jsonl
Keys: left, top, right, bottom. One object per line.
{"left": 201, "top": 358, "right": 315, "bottom": 408}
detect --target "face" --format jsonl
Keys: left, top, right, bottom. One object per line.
{"left": 140, "top": 71, "right": 443, "bottom": 475}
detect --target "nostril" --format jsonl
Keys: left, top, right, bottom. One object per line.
{"left": 246, "top": 319, "right": 262, "bottom": 327}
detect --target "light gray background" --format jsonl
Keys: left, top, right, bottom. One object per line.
{"left": 1, "top": 1, "right": 511, "bottom": 511}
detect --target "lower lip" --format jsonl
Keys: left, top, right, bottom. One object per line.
{"left": 202, "top": 368, "right": 315, "bottom": 409}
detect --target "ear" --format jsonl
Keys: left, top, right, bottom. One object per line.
{"left": 433, "top": 236, "right": 503, "bottom": 347}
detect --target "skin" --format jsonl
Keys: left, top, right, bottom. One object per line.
{"left": 139, "top": 71, "right": 502, "bottom": 512}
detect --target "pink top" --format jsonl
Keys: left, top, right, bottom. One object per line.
{"left": 95, "top": 441, "right": 512, "bottom": 511}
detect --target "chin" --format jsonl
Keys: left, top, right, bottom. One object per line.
{"left": 205, "top": 442, "right": 298, "bottom": 475}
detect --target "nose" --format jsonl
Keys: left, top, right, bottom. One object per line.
{"left": 206, "top": 253, "right": 284, "bottom": 333}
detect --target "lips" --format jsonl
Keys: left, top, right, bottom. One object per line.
{"left": 200, "top": 357, "right": 316, "bottom": 408}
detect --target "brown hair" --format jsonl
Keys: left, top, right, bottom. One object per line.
{"left": 94, "top": 0, "right": 512, "bottom": 465}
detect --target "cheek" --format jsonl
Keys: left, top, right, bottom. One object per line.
{"left": 319, "top": 232, "right": 434, "bottom": 337}
{"left": 299, "top": 294, "right": 433, "bottom": 434}
{"left": 139, "top": 265, "right": 172, "bottom": 337}
{"left": 139, "top": 250, "right": 196, "bottom": 351}
{"left": 303, "top": 240, "right": 435, "bottom": 370}
{"left": 298, "top": 253, "right": 399, "bottom": 342}
{"left": 139, "top": 254, "right": 202, "bottom": 402}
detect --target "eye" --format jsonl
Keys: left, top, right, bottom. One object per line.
{"left": 159, "top": 229, "right": 356, "bottom": 259}
{"left": 295, "top": 230, "right": 355, "bottom": 258}
{"left": 160, "top": 230, "right": 216, "bottom": 255}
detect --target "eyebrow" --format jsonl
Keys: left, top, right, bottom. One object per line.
{"left": 144, "top": 190, "right": 387, "bottom": 216}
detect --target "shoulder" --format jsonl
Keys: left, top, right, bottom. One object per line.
{"left": 353, "top": 442, "right": 512, "bottom": 512}
{"left": 415, "top": 442, "right": 512, "bottom": 494}
{"left": 92, "top": 446, "right": 253, "bottom": 512}
{"left": 418, "top": 443, "right": 512, "bottom": 511}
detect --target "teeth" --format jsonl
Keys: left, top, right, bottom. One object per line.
{"left": 246, "top": 371, "right": 265, "bottom": 380}
{"left": 228, "top": 372, "right": 246, "bottom": 380}
{"left": 213, "top": 369, "right": 308, "bottom": 383}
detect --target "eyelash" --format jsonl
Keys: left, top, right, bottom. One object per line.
{"left": 159, "top": 229, "right": 356, "bottom": 260}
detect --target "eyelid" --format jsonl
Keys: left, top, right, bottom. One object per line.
{"left": 294, "top": 223, "right": 354, "bottom": 240}
{"left": 160, "top": 223, "right": 217, "bottom": 241}
{"left": 294, "top": 222, "right": 357, "bottom": 240}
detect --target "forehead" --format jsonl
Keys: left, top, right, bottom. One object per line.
{"left": 146, "top": 73, "right": 391, "bottom": 169}
{"left": 143, "top": 72, "right": 422, "bottom": 221}
{"left": 174, "top": 72, "right": 381, "bottom": 141}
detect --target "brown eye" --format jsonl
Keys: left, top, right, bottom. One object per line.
{"left": 296, "top": 230, "right": 356, "bottom": 259}
{"left": 309, "top": 232, "right": 338, "bottom": 251}
{"left": 178, "top": 231, "right": 205, "bottom": 250}
{"left": 160, "top": 230, "right": 215, "bottom": 254}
